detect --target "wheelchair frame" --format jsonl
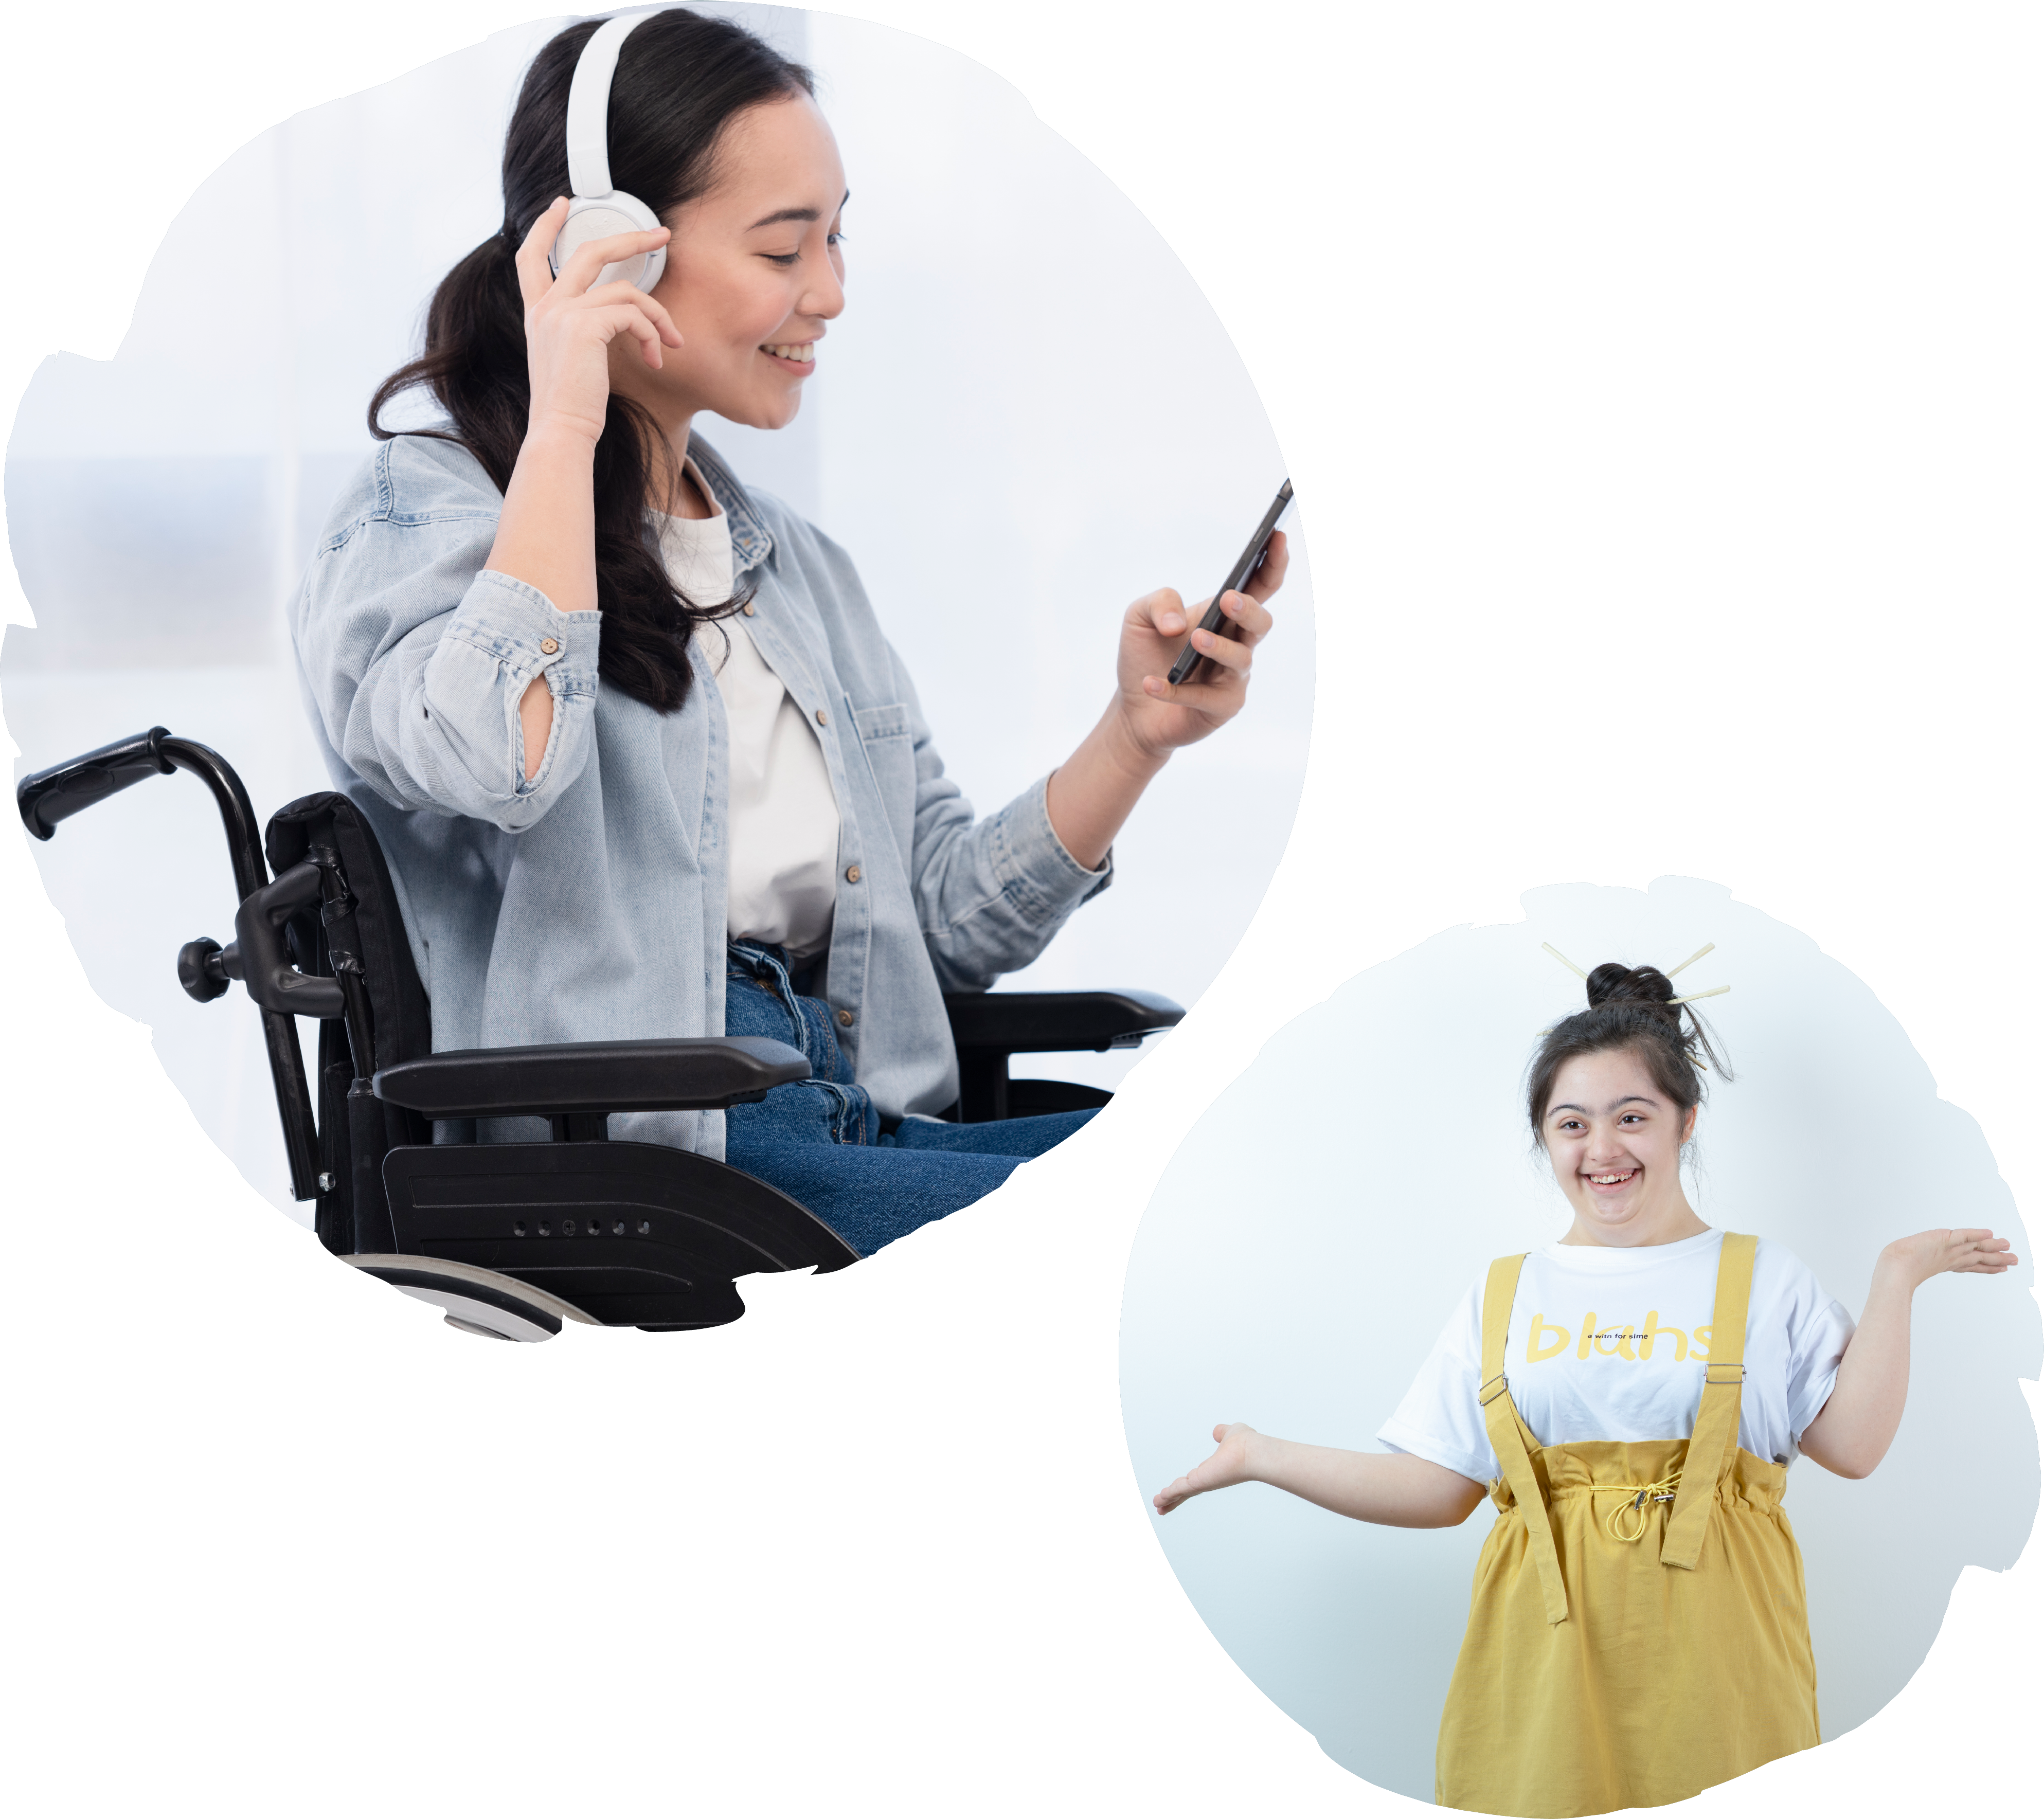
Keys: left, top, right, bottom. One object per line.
{"left": 19, "top": 727, "right": 1183, "bottom": 1340}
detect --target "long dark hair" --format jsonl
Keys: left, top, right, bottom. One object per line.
{"left": 1526, "top": 962, "right": 1731, "bottom": 1145}
{"left": 368, "top": 9, "right": 815, "bottom": 713}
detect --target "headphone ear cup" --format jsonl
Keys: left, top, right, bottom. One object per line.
{"left": 548, "top": 191, "right": 668, "bottom": 292}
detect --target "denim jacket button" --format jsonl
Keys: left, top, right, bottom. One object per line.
{"left": 539, "top": 637, "right": 559, "bottom": 655}
{"left": 845, "top": 864, "right": 860, "bottom": 884}
{"left": 837, "top": 1008, "right": 854, "bottom": 1028}
{"left": 742, "top": 602, "right": 756, "bottom": 617}
{"left": 814, "top": 707, "right": 829, "bottom": 726}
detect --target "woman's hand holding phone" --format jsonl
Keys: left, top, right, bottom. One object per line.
{"left": 1042, "top": 527, "right": 1285, "bottom": 870}
{"left": 1118, "top": 528, "right": 1286, "bottom": 760}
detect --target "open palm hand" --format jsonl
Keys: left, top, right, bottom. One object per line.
{"left": 1881, "top": 1227, "right": 2018, "bottom": 1289}
{"left": 1153, "top": 1422, "right": 1261, "bottom": 1516}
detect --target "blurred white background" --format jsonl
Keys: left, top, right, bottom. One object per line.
{"left": 3, "top": 4, "right": 1313, "bottom": 1218}
{"left": 1121, "top": 878, "right": 2040, "bottom": 1800}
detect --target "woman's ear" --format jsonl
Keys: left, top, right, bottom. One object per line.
{"left": 1681, "top": 1105, "right": 1698, "bottom": 1144}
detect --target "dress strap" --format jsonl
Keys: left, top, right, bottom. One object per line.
{"left": 1660, "top": 1231, "right": 1758, "bottom": 1571}
{"left": 1479, "top": 1253, "right": 1570, "bottom": 1624}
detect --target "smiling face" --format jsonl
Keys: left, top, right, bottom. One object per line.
{"left": 608, "top": 91, "right": 847, "bottom": 442}
{"left": 1540, "top": 1047, "right": 1706, "bottom": 1248}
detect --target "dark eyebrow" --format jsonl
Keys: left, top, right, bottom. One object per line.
{"left": 1549, "top": 1095, "right": 1657, "bottom": 1119}
{"left": 746, "top": 189, "right": 850, "bottom": 231}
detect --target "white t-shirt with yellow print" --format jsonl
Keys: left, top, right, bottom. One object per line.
{"left": 1377, "top": 1228, "right": 1855, "bottom": 1487}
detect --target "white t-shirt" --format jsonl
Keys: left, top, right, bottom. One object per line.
{"left": 1377, "top": 1229, "right": 1855, "bottom": 1486}
{"left": 657, "top": 473, "right": 841, "bottom": 962}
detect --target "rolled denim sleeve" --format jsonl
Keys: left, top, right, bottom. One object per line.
{"left": 294, "top": 446, "right": 602, "bottom": 832}
{"left": 897, "top": 653, "right": 1113, "bottom": 990}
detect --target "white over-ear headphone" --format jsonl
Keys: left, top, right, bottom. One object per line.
{"left": 548, "top": 9, "right": 670, "bottom": 293}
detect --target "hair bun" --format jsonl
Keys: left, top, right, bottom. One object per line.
{"left": 1584, "top": 962, "right": 1680, "bottom": 1019}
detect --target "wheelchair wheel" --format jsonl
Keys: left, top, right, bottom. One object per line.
{"left": 343, "top": 1254, "right": 599, "bottom": 1342}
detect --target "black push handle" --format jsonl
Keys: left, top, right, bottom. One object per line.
{"left": 15, "top": 726, "right": 322, "bottom": 1200}
{"left": 16, "top": 727, "right": 267, "bottom": 902}
{"left": 16, "top": 727, "right": 174, "bottom": 840}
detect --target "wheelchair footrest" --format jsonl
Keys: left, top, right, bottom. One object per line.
{"left": 383, "top": 1139, "right": 860, "bottom": 1330}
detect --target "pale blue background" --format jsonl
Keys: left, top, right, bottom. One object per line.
{"left": 1120, "top": 876, "right": 2039, "bottom": 1802}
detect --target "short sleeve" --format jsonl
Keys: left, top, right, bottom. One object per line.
{"left": 1784, "top": 1289, "right": 1857, "bottom": 1444}
{"left": 1376, "top": 1276, "right": 1495, "bottom": 1486}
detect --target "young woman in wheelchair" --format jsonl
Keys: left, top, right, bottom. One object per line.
{"left": 1150, "top": 962, "right": 2016, "bottom": 1815}
{"left": 292, "top": 8, "right": 1283, "bottom": 1259}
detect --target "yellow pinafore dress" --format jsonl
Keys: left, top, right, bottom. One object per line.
{"left": 1434, "top": 1234, "right": 1821, "bottom": 1816}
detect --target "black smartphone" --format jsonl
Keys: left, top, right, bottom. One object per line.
{"left": 1166, "top": 479, "right": 1294, "bottom": 687}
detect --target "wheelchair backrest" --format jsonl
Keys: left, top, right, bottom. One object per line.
{"left": 263, "top": 791, "right": 436, "bottom": 1255}
{"left": 265, "top": 791, "right": 432, "bottom": 1073}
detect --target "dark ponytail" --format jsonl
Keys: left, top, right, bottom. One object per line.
{"left": 367, "top": 9, "right": 815, "bottom": 713}
{"left": 1526, "top": 962, "right": 1731, "bottom": 1144}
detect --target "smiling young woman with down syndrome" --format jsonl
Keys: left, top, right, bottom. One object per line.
{"left": 1153, "top": 953, "right": 2016, "bottom": 1816}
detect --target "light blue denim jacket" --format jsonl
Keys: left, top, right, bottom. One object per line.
{"left": 291, "top": 431, "right": 1110, "bottom": 1159}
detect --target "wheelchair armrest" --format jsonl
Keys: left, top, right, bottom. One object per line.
{"left": 942, "top": 989, "right": 1185, "bottom": 1055}
{"left": 371, "top": 1037, "right": 811, "bottom": 1120}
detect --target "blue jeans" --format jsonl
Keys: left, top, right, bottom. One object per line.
{"left": 722, "top": 941, "right": 1095, "bottom": 1256}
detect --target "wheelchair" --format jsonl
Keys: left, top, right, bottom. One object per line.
{"left": 17, "top": 728, "right": 1182, "bottom": 1341}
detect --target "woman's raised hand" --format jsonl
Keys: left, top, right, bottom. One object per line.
{"left": 512, "top": 197, "right": 683, "bottom": 447}
{"left": 1880, "top": 1228, "right": 2019, "bottom": 1287}
{"left": 1153, "top": 1422, "right": 1262, "bottom": 1516}
{"left": 485, "top": 202, "right": 682, "bottom": 655}
{"left": 1116, "top": 529, "right": 1287, "bottom": 761}
{"left": 1800, "top": 1226, "right": 2020, "bottom": 1480}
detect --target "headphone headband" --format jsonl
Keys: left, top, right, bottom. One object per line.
{"left": 565, "top": 9, "right": 664, "bottom": 198}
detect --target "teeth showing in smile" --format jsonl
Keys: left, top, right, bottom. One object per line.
{"left": 762, "top": 341, "right": 815, "bottom": 363}
{"left": 1589, "top": 1172, "right": 1637, "bottom": 1186}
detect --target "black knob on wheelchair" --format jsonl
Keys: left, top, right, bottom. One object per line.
{"left": 177, "top": 936, "right": 240, "bottom": 1004}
